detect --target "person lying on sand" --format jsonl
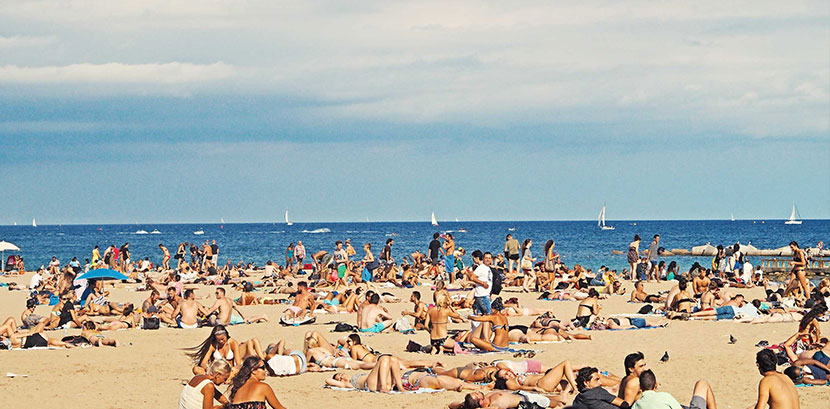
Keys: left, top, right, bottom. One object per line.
{"left": 0, "top": 318, "right": 72, "bottom": 349}
{"left": 303, "top": 330, "right": 374, "bottom": 370}
{"left": 449, "top": 390, "right": 563, "bottom": 409}
{"left": 491, "top": 359, "right": 578, "bottom": 394}
{"left": 631, "top": 281, "right": 666, "bottom": 303}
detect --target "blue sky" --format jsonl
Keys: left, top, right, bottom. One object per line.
{"left": 1, "top": 1, "right": 828, "bottom": 224}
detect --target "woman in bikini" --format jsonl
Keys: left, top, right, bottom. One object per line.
{"left": 226, "top": 356, "right": 287, "bottom": 409}
{"left": 425, "top": 293, "right": 465, "bottom": 354}
{"left": 0, "top": 317, "right": 70, "bottom": 349}
{"left": 469, "top": 298, "right": 510, "bottom": 352}
{"left": 342, "top": 333, "right": 381, "bottom": 363}
{"left": 74, "top": 321, "right": 118, "bottom": 346}
{"left": 179, "top": 359, "right": 231, "bottom": 409}
{"left": 97, "top": 303, "right": 139, "bottom": 331}
{"left": 572, "top": 289, "right": 601, "bottom": 328}
{"left": 669, "top": 280, "right": 696, "bottom": 313}
{"left": 303, "top": 331, "right": 373, "bottom": 370}
{"left": 189, "top": 325, "right": 265, "bottom": 375}
{"left": 493, "top": 359, "right": 578, "bottom": 394}
{"left": 786, "top": 241, "right": 811, "bottom": 299}
{"left": 326, "top": 354, "right": 406, "bottom": 393}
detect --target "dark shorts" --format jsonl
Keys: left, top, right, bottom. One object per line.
{"left": 23, "top": 333, "right": 48, "bottom": 349}
{"left": 814, "top": 350, "right": 830, "bottom": 365}
{"left": 508, "top": 254, "right": 520, "bottom": 261}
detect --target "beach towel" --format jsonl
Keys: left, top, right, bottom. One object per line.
{"left": 280, "top": 316, "right": 316, "bottom": 326}
{"left": 323, "top": 385, "right": 444, "bottom": 394}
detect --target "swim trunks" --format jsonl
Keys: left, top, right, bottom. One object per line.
{"left": 177, "top": 317, "right": 198, "bottom": 329}
{"left": 228, "top": 314, "right": 245, "bottom": 325}
{"left": 360, "top": 322, "right": 386, "bottom": 333}
{"left": 715, "top": 306, "right": 735, "bottom": 320}
{"left": 337, "top": 264, "right": 347, "bottom": 278}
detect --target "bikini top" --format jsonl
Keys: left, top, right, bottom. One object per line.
{"left": 213, "top": 346, "right": 233, "bottom": 361}
{"left": 578, "top": 303, "right": 597, "bottom": 315}
{"left": 492, "top": 324, "right": 507, "bottom": 331}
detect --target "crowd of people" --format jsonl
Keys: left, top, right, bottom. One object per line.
{"left": 0, "top": 232, "right": 825, "bottom": 409}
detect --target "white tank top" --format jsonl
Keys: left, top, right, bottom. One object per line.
{"left": 179, "top": 379, "right": 212, "bottom": 409}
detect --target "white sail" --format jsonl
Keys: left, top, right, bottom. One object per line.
{"left": 220, "top": 218, "right": 225, "bottom": 224}
{"left": 598, "top": 204, "right": 614, "bottom": 230}
{"left": 32, "top": 218, "right": 37, "bottom": 227}
{"left": 455, "top": 217, "right": 459, "bottom": 222}
{"left": 785, "top": 203, "right": 802, "bottom": 224}
{"left": 431, "top": 212, "right": 438, "bottom": 226}
{"left": 731, "top": 213, "right": 735, "bottom": 222}
{"left": 285, "top": 210, "right": 293, "bottom": 226}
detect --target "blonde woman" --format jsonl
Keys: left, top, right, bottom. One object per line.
{"left": 521, "top": 239, "right": 536, "bottom": 293}
{"left": 179, "top": 359, "right": 231, "bottom": 409}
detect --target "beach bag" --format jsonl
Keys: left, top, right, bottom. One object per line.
{"left": 361, "top": 268, "right": 373, "bottom": 283}
{"left": 333, "top": 323, "right": 356, "bottom": 332}
{"left": 491, "top": 268, "right": 505, "bottom": 296}
{"left": 142, "top": 317, "right": 160, "bottom": 330}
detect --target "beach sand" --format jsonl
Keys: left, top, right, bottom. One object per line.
{"left": 0, "top": 273, "right": 825, "bottom": 408}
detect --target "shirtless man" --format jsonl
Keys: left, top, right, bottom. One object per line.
{"left": 401, "top": 291, "right": 428, "bottom": 330}
{"left": 171, "top": 289, "right": 209, "bottom": 328}
{"left": 619, "top": 351, "right": 647, "bottom": 405}
{"left": 693, "top": 269, "right": 711, "bottom": 297}
{"left": 206, "top": 287, "right": 260, "bottom": 326}
{"left": 283, "top": 281, "right": 315, "bottom": 320}
{"left": 312, "top": 250, "right": 332, "bottom": 273}
{"left": 359, "top": 293, "right": 394, "bottom": 333}
{"left": 700, "top": 283, "right": 719, "bottom": 310}
{"left": 630, "top": 281, "right": 665, "bottom": 303}
{"left": 450, "top": 390, "right": 558, "bottom": 409}
{"left": 753, "top": 349, "right": 800, "bottom": 409}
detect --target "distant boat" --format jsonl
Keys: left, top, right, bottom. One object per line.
{"left": 150, "top": 230, "right": 161, "bottom": 234}
{"left": 598, "top": 204, "right": 615, "bottom": 230}
{"left": 13, "top": 222, "right": 16, "bottom": 226}
{"left": 785, "top": 203, "right": 802, "bottom": 225}
{"left": 32, "top": 218, "right": 37, "bottom": 227}
{"left": 366, "top": 216, "right": 370, "bottom": 223}
{"left": 730, "top": 213, "right": 735, "bottom": 222}
{"left": 431, "top": 212, "right": 438, "bottom": 227}
{"left": 508, "top": 227, "right": 516, "bottom": 231}
{"left": 135, "top": 230, "right": 148, "bottom": 235}
{"left": 285, "top": 210, "right": 293, "bottom": 226}
{"left": 455, "top": 217, "right": 459, "bottom": 222}
{"left": 193, "top": 230, "right": 205, "bottom": 235}
{"left": 220, "top": 218, "right": 225, "bottom": 224}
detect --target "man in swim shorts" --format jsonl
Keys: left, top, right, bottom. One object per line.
{"left": 450, "top": 390, "right": 557, "bottom": 409}
{"left": 358, "top": 293, "right": 394, "bottom": 333}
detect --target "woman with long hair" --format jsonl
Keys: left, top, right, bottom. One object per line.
{"left": 187, "top": 325, "right": 264, "bottom": 375}
{"left": 178, "top": 359, "right": 231, "bottom": 409}
{"left": 226, "top": 356, "right": 286, "bottom": 409}
{"left": 520, "top": 239, "right": 536, "bottom": 293}
{"left": 627, "top": 235, "right": 641, "bottom": 280}
{"left": 787, "top": 241, "right": 811, "bottom": 299}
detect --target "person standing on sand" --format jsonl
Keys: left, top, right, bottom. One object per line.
{"left": 211, "top": 240, "right": 219, "bottom": 267}
{"left": 443, "top": 233, "right": 456, "bottom": 283}
{"left": 504, "top": 234, "right": 520, "bottom": 275}
{"left": 753, "top": 349, "right": 800, "bottom": 409}
{"left": 428, "top": 232, "right": 441, "bottom": 266}
{"left": 627, "top": 235, "right": 641, "bottom": 281}
{"left": 468, "top": 250, "right": 493, "bottom": 316}
{"left": 294, "top": 241, "right": 305, "bottom": 269}
{"left": 159, "top": 244, "right": 170, "bottom": 271}
{"left": 333, "top": 240, "right": 349, "bottom": 290}
{"left": 646, "top": 235, "right": 660, "bottom": 282}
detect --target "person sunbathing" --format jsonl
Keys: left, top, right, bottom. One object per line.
{"left": 0, "top": 318, "right": 71, "bottom": 349}
{"left": 46, "top": 293, "right": 89, "bottom": 330}
{"left": 508, "top": 325, "right": 592, "bottom": 343}
{"left": 226, "top": 356, "right": 287, "bottom": 409}
{"left": 469, "top": 298, "right": 510, "bottom": 352}
{"left": 303, "top": 331, "right": 373, "bottom": 370}
{"left": 502, "top": 298, "right": 550, "bottom": 317}
{"left": 783, "top": 358, "right": 830, "bottom": 386}
{"left": 76, "top": 321, "right": 118, "bottom": 346}
{"left": 630, "top": 281, "right": 666, "bottom": 303}
{"left": 425, "top": 293, "right": 466, "bottom": 354}
{"left": 261, "top": 339, "right": 316, "bottom": 376}
{"left": 326, "top": 354, "right": 405, "bottom": 393}
{"left": 449, "top": 390, "right": 561, "bottom": 409}
{"left": 96, "top": 303, "right": 139, "bottom": 330}
{"left": 492, "top": 359, "right": 578, "bottom": 394}
{"left": 188, "top": 325, "right": 265, "bottom": 375}
{"left": 179, "top": 359, "right": 231, "bottom": 409}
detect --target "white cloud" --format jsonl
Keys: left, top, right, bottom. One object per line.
{"left": 0, "top": 62, "right": 235, "bottom": 84}
{"left": 0, "top": 1, "right": 827, "bottom": 137}
{"left": 0, "top": 35, "right": 54, "bottom": 48}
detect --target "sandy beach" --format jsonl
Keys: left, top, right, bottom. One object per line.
{"left": 0, "top": 271, "right": 825, "bottom": 409}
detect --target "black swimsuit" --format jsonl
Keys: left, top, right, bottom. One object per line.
{"left": 23, "top": 333, "right": 48, "bottom": 349}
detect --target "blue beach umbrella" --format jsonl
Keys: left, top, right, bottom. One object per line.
{"left": 75, "top": 268, "right": 129, "bottom": 281}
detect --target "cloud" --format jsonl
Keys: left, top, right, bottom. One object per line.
{"left": 0, "top": 62, "right": 235, "bottom": 84}
{"left": 0, "top": 35, "right": 54, "bottom": 48}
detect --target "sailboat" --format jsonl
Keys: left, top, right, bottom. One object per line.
{"left": 32, "top": 218, "right": 37, "bottom": 228}
{"left": 785, "top": 203, "right": 802, "bottom": 225}
{"left": 731, "top": 213, "right": 735, "bottom": 222}
{"left": 220, "top": 218, "right": 225, "bottom": 224}
{"left": 285, "top": 210, "right": 293, "bottom": 226}
{"left": 598, "top": 204, "right": 615, "bottom": 230}
{"left": 455, "top": 217, "right": 459, "bottom": 222}
{"left": 431, "top": 212, "right": 438, "bottom": 227}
